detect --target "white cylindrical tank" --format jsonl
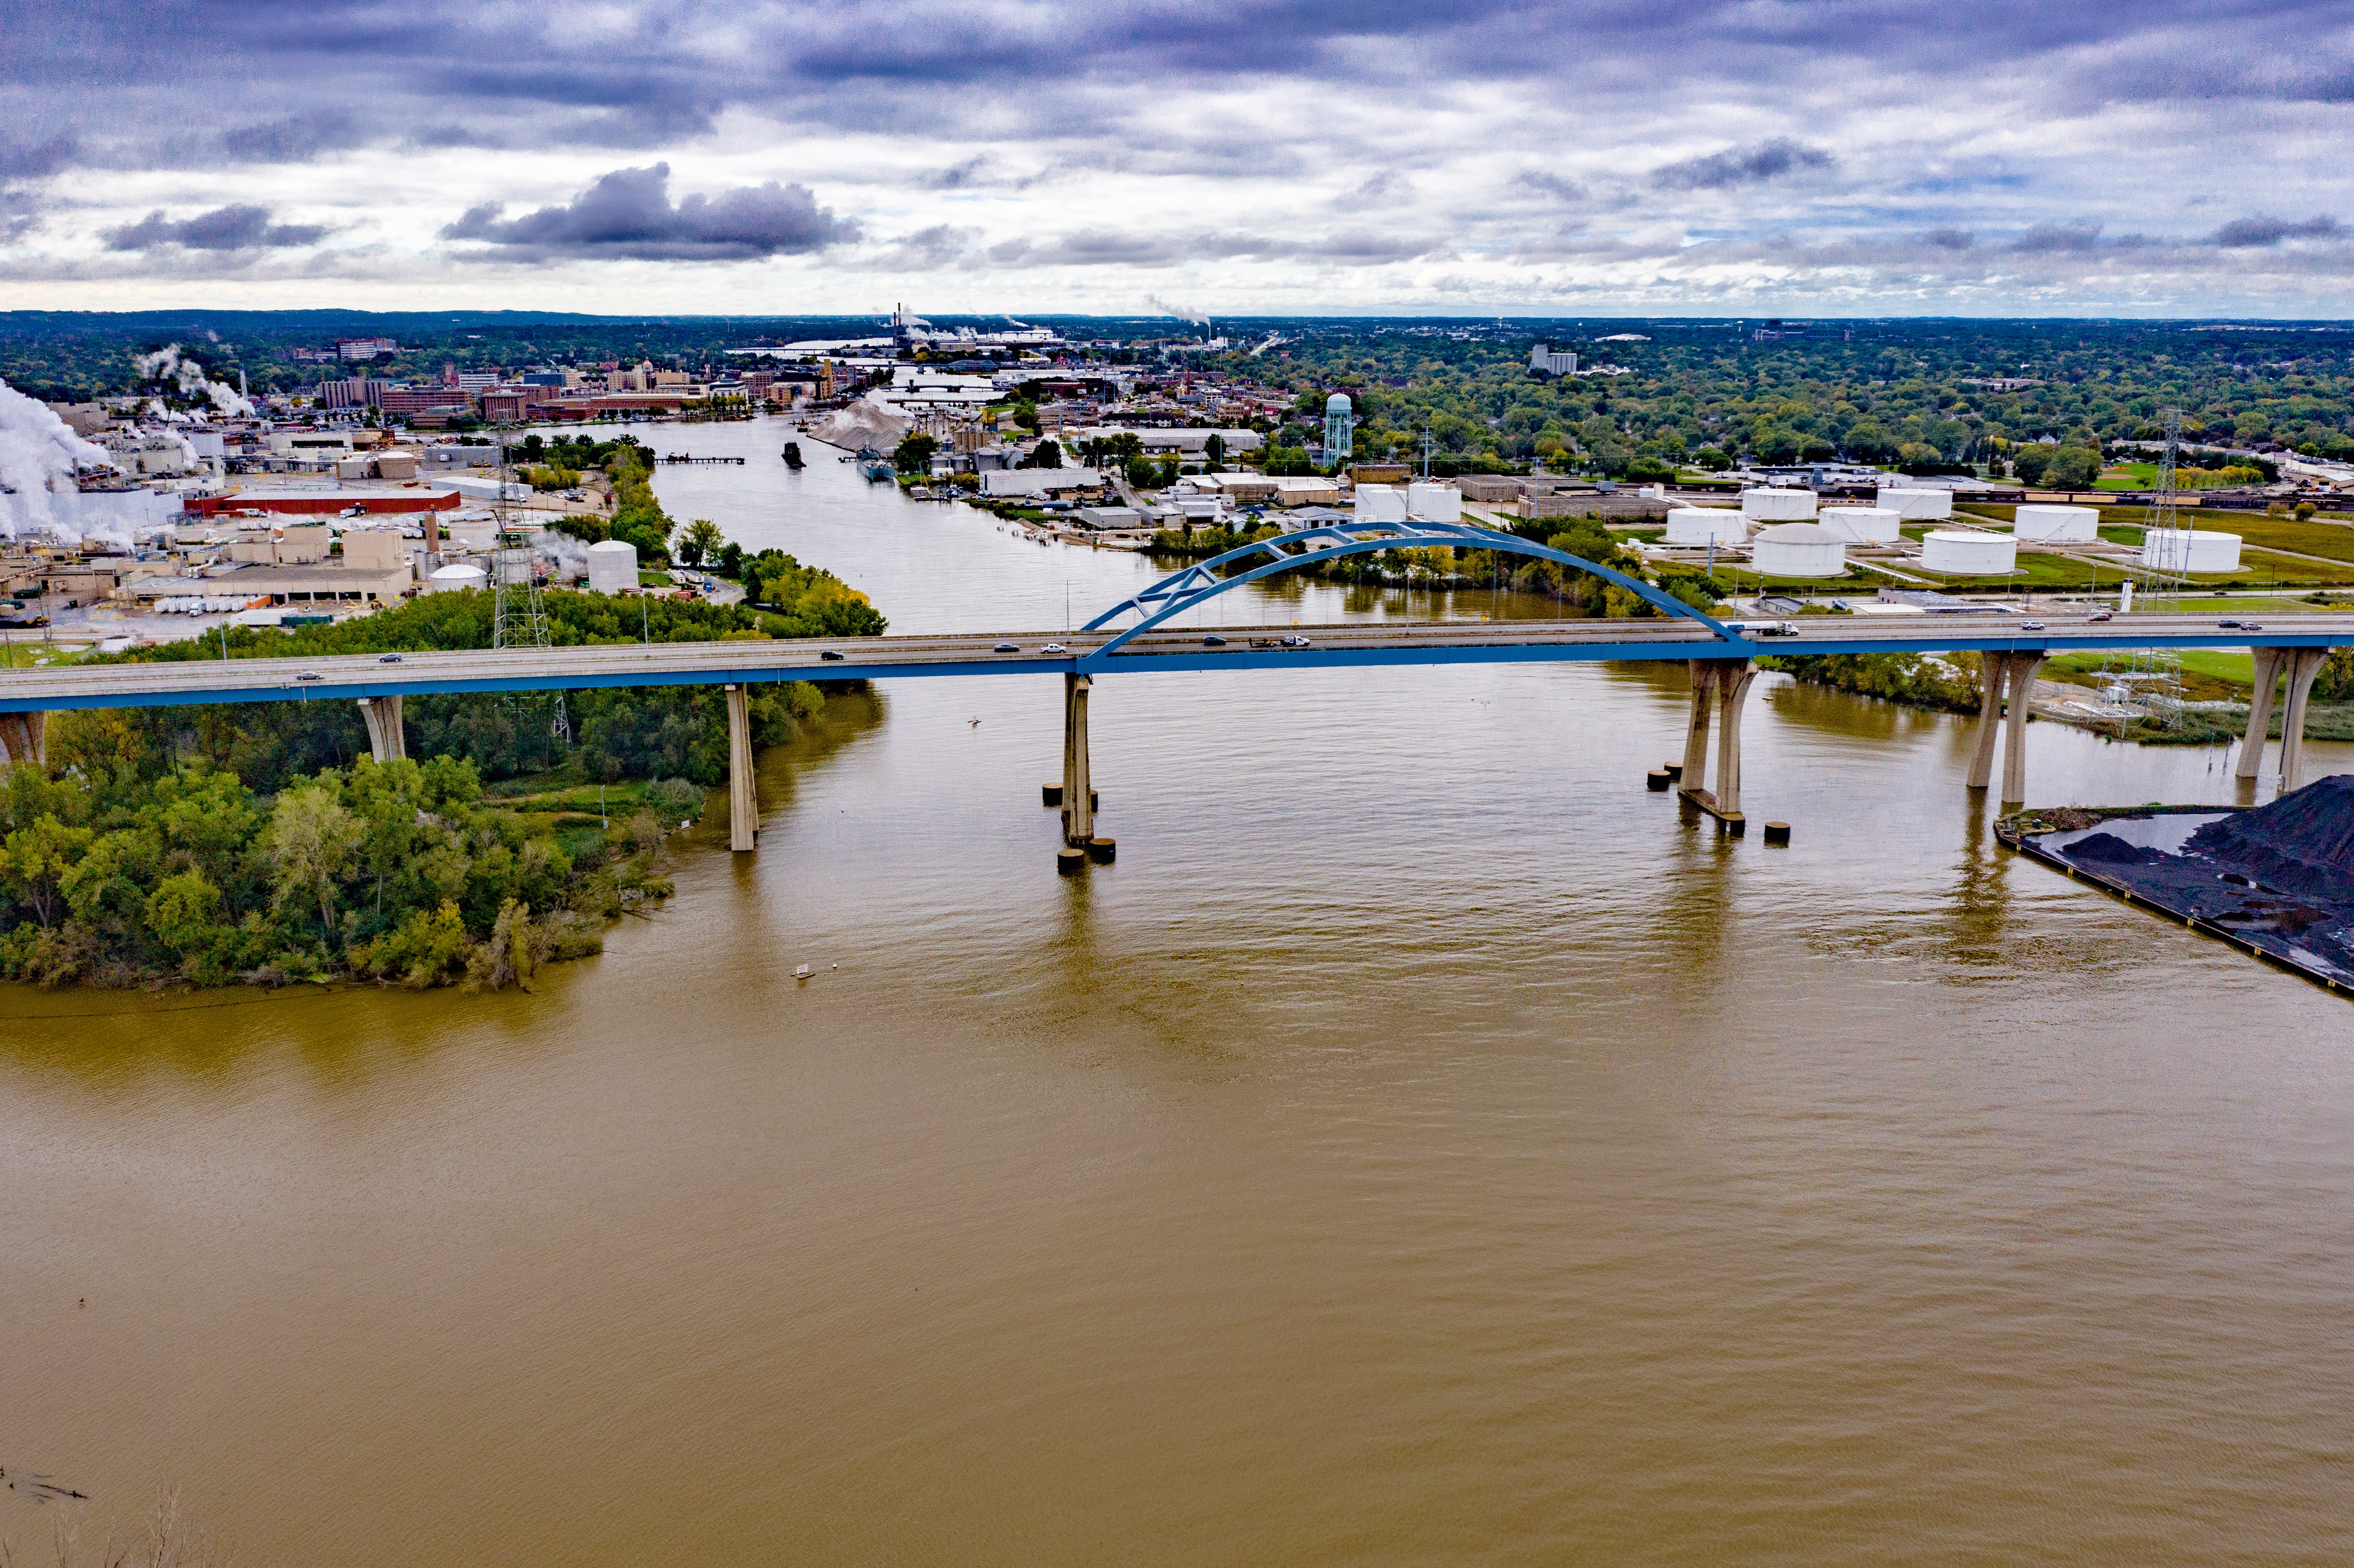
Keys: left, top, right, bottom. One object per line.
{"left": 1921, "top": 529, "right": 2018, "bottom": 574}
{"left": 586, "top": 538, "right": 639, "bottom": 594}
{"left": 1404, "top": 481, "right": 1459, "bottom": 523}
{"left": 2013, "top": 504, "right": 2098, "bottom": 542}
{"left": 1742, "top": 487, "right": 1818, "bottom": 521}
{"left": 1875, "top": 487, "right": 1953, "bottom": 520}
{"left": 2141, "top": 529, "right": 2242, "bottom": 573}
{"left": 1818, "top": 506, "right": 1902, "bottom": 544}
{"left": 1663, "top": 507, "right": 1745, "bottom": 546}
{"left": 1356, "top": 486, "right": 1409, "bottom": 524}
{"left": 427, "top": 563, "right": 487, "bottom": 594}
{"left": 1752, "top": 522, "right": 1847, "bottom": 578}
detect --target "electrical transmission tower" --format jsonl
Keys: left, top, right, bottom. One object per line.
{"left": 2105, "top": 407, "right": 2188, "bottom": 728}
{"left": 491, "top": 430, "right": 569, "bottom": 742}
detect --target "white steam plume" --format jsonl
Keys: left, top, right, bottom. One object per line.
{"left": 136, "top": 342, "right": 254, "bottom": 418}
{"left": 0, "top": 373, "right": 110, "bottom": 538}
{"left": 1145, "top": 295, "right": 1211, "bottom": 329}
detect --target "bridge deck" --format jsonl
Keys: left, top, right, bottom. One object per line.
{"left": 0, "top": 614, "right": 2347, "bottom": 712}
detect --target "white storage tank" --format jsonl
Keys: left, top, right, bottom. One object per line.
{"left": 1752, "top": 522, "right": 1847, "bottom": 578}
{"left": 427, "top": 562, "right": 487, "bottom": 594}
{"left": 2012, "top": 504, "right": 2098, "bottom": 543}
{"left": 586, "top": 538, "right": 639, "bottom": 594}
{"left": 1663, "top": 507, "right": 1746, "bottom": 546}
{"left": 1818, "top": 506, "right": 1901, "bottom": 544}
{"left": 2141, "top": 529, "right": 2242, "bottom": 574}
{"left": 1742, "top": 487, "right": 1818, "bottom": 521}
{"left": 1875, "top": 487, "right": 1953, "bottom": 520}
{"left": 1404, "top": 481, "right": 1460, "bottom": 523}
{"left": 1921, "top": 529, "right": 2018, "bottom": 574}
{"left": 1355, "top": 485, "right": 1409, "bottom": 524}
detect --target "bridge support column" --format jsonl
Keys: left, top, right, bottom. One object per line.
{"left": 1968, "top": 652, "right": 2007, "bottom": 790}
{"left": 2278, "top": 648, "right": 2326, "bottom": 794}
{"left": 357, "top": 696, "right": 405, "bottom": 763}
{"left": 2000, "top": 654, "right": 2045, "bottom": 803}
{"left": 726, "top": 684, "right": 757, "bottom": 852}
{"left": 2238, "top": 646, "right": 2287, "bottom": 782}
{"left": 1712, "top": 661, "right": 1757, "bottom": 819}
{"left": 0, "top": 711, "right": 47, "bottom": 770}
{"left": 1681, "top": 660, "right": 1716, "bottom": 793}
{"left": 1062, "top": 673, "right": 1094, "bottom": 844}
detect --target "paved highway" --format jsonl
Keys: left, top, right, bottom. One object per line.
{"left": 1, "top": 612, "right": 2350, "bottom": 712}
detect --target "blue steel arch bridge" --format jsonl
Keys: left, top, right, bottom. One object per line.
{"left": 0, "top": 515, "right": 2346, "bottom": 862}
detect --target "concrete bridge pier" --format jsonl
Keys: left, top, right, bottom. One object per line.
{"left": 1061, "top": 672, "right": 1094, "bottom": 844}
{"left": 1712, "top": 661, "right": 1758, "bottom": 818}
{"left": 356, "top": 696, "right": 405, "bottom": 763}
{"left": 726, "top": 684, "right": 757, "bottom": 852}
{"left": 1677, "top": 658, "right": 1753, "bottom": 825}
{"left": 0, "top": 711, "right": 48, "bottom": 769}
{"left": 1968, "top": 651, "right": 2045, "bottom": 800}
{"left": 2278, "top": 648, "right": 2327, "bottom": 793}
{"left": 1681, "top": 659, "right": 1717, "bottom": 791}
{"left": 2236, "top": 647, "right": 2287, "bottom": 782}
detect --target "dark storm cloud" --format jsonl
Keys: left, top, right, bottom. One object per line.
{"left": 105, "top": 204, "right": 328, "bottom": 250}
{"left": 441, "top": 163, "right": 858, "bottom": 260}
{"left": 2210, "top": 214, "right": 2343, "bottom": 247}
{"left": 1652, "top": 139, "right": 1835, "bottom": 191}
{"left": 8, "top": 0, "right": 2337, "bottom": 161}
{"left": 0, "top": 134, "right": 80, "bottom": 182}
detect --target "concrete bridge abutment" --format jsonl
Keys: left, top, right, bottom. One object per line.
{"left": 0, "top": 711, "right": 48, "bottom": 769}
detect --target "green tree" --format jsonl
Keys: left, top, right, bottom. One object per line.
{"left": 3, "top": 814, "right": 91, "bottom": 930}
{"left": 676, "top": 519, "right": 724, "bottom": 567}
{"left": 268, "top": 782, "right": 363, "bottom": 943}
{"left": 892, "top": 433, "right": 939, "bottom": 476}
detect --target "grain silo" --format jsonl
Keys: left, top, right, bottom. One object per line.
{"left": 1921, "top": 529, "right": 2017, "bottom": 574}
{"left": 1818, "top": 506, "right": 1901, "bottom": 544}
{"left": 2012, "top": 504, "right": 2098, "bottom": 542}
{"left": 1742, "top": 487, "right": 1818, "bottom": 521}
{"left": 586, "top": 538, "right": 640, "bottom": 594}
{"left": 1752, "top": 522, "right": 1846, "bottom": 577}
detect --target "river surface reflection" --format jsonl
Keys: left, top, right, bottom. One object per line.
{"left": 4, "top": 417, "right": 2351, "bottom": 1565}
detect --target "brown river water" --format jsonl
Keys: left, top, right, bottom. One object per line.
{"left": 5, "top": 418, "right": 2351, "bottom": 1565}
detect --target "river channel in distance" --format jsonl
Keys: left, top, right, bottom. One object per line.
{"left": 4, "top": 414, "right": 2351, "bottom": 1565}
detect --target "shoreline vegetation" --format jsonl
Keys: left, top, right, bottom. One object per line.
{"left": 1, "top": 452, "right": 887, "bottom": 994}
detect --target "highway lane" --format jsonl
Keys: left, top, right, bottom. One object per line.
{"left": 1, "top": 612, "right": 2350, "bottom": 712}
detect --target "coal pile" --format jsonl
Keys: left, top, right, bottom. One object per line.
{"left": 2068, "top": 832, "right": 2170, "bottom": 866}
{"left": 2188, "top": 775, "right": 2354, "bottom": 900}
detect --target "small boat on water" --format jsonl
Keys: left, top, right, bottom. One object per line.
{"left": 908, "top": 485, "right": 933, "bottom": 500}
{"left": 795, "top": 964, "right": 813, "bottom": 981}
{"left": 782, "top": 442, "right": 804, "bottom": 469}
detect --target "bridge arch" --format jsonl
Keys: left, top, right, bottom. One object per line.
{"left": 1081, "top": 517, "right": 1746, "bottom": 665}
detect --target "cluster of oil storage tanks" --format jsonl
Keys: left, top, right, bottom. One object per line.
{"left": 1659, "top": 486, "right": 2243, "bottom": 581}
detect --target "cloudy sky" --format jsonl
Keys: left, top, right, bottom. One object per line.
{"left": 3, "top": 0, "right": 2351, "bottom": 316}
